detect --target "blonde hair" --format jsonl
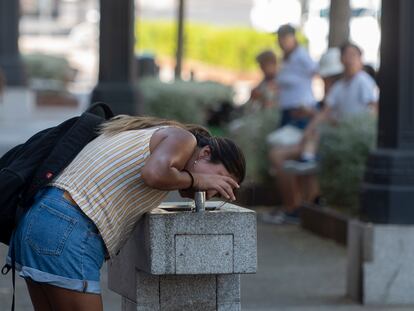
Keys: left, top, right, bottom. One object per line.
{"left": 99, "top": 115, "right": 211, "bottom": 137}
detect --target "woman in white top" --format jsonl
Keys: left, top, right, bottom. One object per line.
{"left": 7, "top": 115, "right": 246, "bottom": 311}
{"left": 304, "top": 42, "right": 378, "bottom": 136}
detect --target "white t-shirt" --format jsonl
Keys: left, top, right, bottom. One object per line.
{"left": 325, "top": 70, "right": 378, "bottom": 119}
{"left": 277, "top": 46, "right": 318, "bottom": 110}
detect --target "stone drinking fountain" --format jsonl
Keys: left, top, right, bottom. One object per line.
{"left": 108, "top": 192, "right": 257, "bottom": 311}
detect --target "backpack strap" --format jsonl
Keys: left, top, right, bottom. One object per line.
{"left": 11, "top": 247, "right": 15, "bottom": 311}
{"left": 1, "top": 238, "right": 15, "bottom": 311}
{"left": 87, "top": 102, "right": 114, "bottom": 120}
{"left": 23, "top": 112, "right": 104, "bottom": 203}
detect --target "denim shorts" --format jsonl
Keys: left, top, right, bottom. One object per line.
{"left": 280, "top": 109, "right": 311, "bottom": 130}
{"left": 6, "top": 187, "right": 106, "bottom": 294}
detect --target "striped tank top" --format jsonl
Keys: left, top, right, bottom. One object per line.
{"left": 51, "top": 127, "right": 169, "bottom": 257}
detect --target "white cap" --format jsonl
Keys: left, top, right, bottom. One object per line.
{"left": 319, "top": 48, "right": 344, "bottom": 78}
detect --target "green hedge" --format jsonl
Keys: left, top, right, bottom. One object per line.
{"left": 138, "top": 78, "right": 234, "bottom": 125}
{"left": 136, "top": 20, "right": 307, "bottom": 72}
{"left": 22, "top": 53, "right": 75, "bottom": 87}
{"left": 227, "top": 108, "right": 280, "bottom": 183}
{"left": 318, "top": 115, "right": 377, "bottom": 214}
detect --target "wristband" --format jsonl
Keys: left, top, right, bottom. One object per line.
{"left": 182, "top": 169, "right": 194, "bottom": 190}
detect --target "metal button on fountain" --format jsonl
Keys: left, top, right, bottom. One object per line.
{"left": 108, "top": 192, "right": 257, "bottom": 311}
{"left": 194, "top": 191, "right": 206, "bottom": 212}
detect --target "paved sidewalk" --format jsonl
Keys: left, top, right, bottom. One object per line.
{"left": 0, "top": 105, "right": 85, "bottom": 157}
{"left": 242, "top": 223, "right": 413, "bottom": 311}
{"left": 1, "top": 223, "right": 413, "bottom": 310}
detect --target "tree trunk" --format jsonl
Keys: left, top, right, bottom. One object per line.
{"left": 299, "top": 0, "right": 310, "bottom": 27}
{"left": 328, "top": 0, "right": 351, "bottom": 47}
{"left": 175, "top": 0, "right": 185, "bottom": 80}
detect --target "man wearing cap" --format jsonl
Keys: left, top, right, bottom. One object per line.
{"left": 265, "top": 24, "right": 318, "bottom": 224}
{"left": 276, "top": 24, "right": 318, "bottom": 128}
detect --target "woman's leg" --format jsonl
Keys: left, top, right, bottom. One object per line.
{"left": 301, "top": 129, "right": 320, "bottom": 160}
{"left": 298, "top": 174, "right": 320, "bottom": 204}
{"left": 16, "top": 188, "right": 105, "bottom": 311}
{"left": 27, "top": 279, "right": 103, "bottom": 311}
{"left": 269, "top": 145, "right": 302, "bottom": 212}
{"left": 26, "top": 279, "right": 53, "bottom": 311}
{"left": 298, "top": 129, "right": 321, "bottom": 203}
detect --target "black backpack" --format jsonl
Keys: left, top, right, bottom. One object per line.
{"left": 0, "top": 103, "right": 114, "bottom": 310}
{"left": 0, "top": 102, "right": 114, "bottom": 246}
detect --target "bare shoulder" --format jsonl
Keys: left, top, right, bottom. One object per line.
{"left": 150, "top": 126, "right": 196, "bottom": 152}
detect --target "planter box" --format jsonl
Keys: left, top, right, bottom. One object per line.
{"left": 301, "top": 205, "right": 351, "bottom": 246}
{"left": 36, "top": 92, "right": 78, "bottom": 107}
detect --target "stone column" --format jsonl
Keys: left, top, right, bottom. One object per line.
{"left": 347, "top": 1, "right": 414, "bottom": 305}
{"left": 360, "top": 0, "right": 414, "bottom": 224}
{"left": 91, "top": 0, "right": 139, "bottom": 115}
{"left": 0, "top": 0, "right": 26, "bottom": 86}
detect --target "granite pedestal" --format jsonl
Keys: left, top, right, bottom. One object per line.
{"left": 108, "top": 201, "right": 257, "bottom": 311}
{"left": 347, "top": 221, "right": 414, "bottom": 305}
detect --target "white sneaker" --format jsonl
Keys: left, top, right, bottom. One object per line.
{"left": 259, "top": 211, "right": 300, "bottom": 225}
{"left": 283, "top": 159, "right": 318, "bottom": 174}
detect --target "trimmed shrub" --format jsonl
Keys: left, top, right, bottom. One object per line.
{"left": 136, "top": 20, "right": 307, "bottom": 72}
{"left": 227, "top": 108, "right": 280, "bottom": 183}
{"left": 138, "top": 78, "right": 234, "bottom": 125}
{"left": 23, "top": 53, "right": 76, "bottom": 87}
{"left": 318, "top": 114, "right": 377, "bottom": 214}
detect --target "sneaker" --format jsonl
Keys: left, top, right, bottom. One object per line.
{"left": 282, "top": 209, "right": 301, "bottom": 225}
{"left": 312, "top": 195, "right": 325, "bottom": 208}
{"left": 259, "top": 210, "right": 286, "bottom": 224}
{"left": 259, "top": 210, "right": 300, "bottom": 225}
{"left": 283, "top": 159, "right": 318, "bottom": 175}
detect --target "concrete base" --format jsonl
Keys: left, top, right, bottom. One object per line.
{"left": 347, "top": 221, "right": 414, "bottom": 305}
{"left": 0, "top": 87, "right": 35, "bottom": 121}
{"left": 123, "top": 272, "right": 240, "bottom": 311}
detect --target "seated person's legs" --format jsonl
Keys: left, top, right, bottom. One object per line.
{"left": 283, "top": 128, "right": 320, "bottom": 174}
{"left": 298, "top": 174, "right": 320, "bottom": 205}
{"left": 263, "top": 145, "right": 303, "bottom": 224}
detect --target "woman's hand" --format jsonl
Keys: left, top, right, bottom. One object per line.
{"left": 193, "top": 173, "right": 239, "bottom": 201}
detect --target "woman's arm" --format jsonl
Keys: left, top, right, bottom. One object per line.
{"left": 142, "top": 127, "right": 238, "bottom": 200}
{"left": 302, "top": 105, "right": 332, "bottom": 141}
{"left": 142, "top": 127, "right": 196, "bottom": 190}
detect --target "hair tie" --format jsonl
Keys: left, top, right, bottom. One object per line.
{"left": 182, "top": 169, "right": 194, "bottom": 190}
